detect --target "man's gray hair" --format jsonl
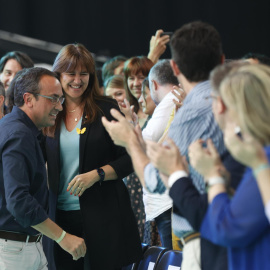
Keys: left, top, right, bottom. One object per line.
{"left": 149, "top": 59, "right": 179, "bottom": 86}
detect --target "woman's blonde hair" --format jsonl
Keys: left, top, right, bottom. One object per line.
{"left": 220, "top": 64, "right": 270, "bottom": 145}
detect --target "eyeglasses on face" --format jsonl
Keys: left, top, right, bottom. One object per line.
{"left": 204, "top": 94, "right": 218, "bottom": 101}
{"left": 37, "top": 94, "right": 65, "bottom": 105}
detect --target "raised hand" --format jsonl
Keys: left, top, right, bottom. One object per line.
{"left": 188, "top": 139, "right": 223, "bottom": 180}
{"left": 146, "top": 138, "right": 187, "bottom": 176}
{"left": 147, "top": 30, "right": 171, "bottom": 64}
{"left": 224, "top": 122, "right": 268, "bottom": 169}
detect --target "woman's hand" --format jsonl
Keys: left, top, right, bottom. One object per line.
{"left": 188, "top": 139, "right": 223, "bottom": 181}
{"left": 146, "top": 138, "right": 188, "bottom": 176}
{"left": 118, "top": 99, "right": 138, "bottom": 126}
{"left": 224, "top": 122, "right": 268, "bottom": 169}
{"left": 147, "top": 30, "right": 170, "bottom": 64}
{"left": 67, "top": 171, "right": 99, "bottom": 197}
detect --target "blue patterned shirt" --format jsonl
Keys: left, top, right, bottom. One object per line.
{"left": 144, "top": 80, "right": 226, "bottom": 236}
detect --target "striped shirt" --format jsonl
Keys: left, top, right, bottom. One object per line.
{"left": 144, "top": 80, "right": 226, "bottom": 236}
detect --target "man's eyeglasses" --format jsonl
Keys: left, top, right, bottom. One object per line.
{"left": 204, "top": 94, "right": 218, "bottom": 101}
{"left": 37, "top": 94, "right": 65, "bottom": 105}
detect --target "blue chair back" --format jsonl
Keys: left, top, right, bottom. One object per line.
{"left": 122, "top": 243, "right": 150, "bottom": 270}
{"left": 154, "top": 250, "right": 182, "bottom": 270}
{"left": 133, "top": 246, "right": 168, "bottom": 270}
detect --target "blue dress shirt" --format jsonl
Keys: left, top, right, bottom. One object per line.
{"left": 0, "top": 106, "right": 48, "bottom": 235}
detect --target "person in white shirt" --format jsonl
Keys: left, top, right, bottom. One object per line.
{"left": 140, "top": 59, "right": 179, "bottom": 248}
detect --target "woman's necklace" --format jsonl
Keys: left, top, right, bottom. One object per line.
{"left": 66, "top": 102, "right": 84, "bottom": 122}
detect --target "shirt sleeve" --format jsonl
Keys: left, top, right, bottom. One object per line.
{"left": 144, "top": 163, "right": 166, "bottom": 194}
{"left": 2, "top": 131, "right": 48, "bottom": 228}
{"left": 200, "top": 170, "right": 269, "bottom": 248}
{"left": 168, "top": 170, "right": 188, "bottom": 187}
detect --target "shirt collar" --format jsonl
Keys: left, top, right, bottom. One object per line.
{"left": 11, "top": 106, "right": 42, "bottom": 139}
{"left": 183, "top": 80, "right": 211, "bottom": 105}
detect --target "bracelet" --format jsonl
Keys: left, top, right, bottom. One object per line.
{"left": 55, "top": 230, "right": 66, "bottom": 244}
{"left": 253, "top": 163, "right": 270, "bottom": 177}
{"left": 207, "top": 176, "right": 226, "bottom": 187}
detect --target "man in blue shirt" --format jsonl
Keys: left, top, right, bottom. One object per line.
{"left": 0, "top": 67, "right": 86, "bottom": 270}
{"left": 102, "top": 21, "right": 232, "bottom": 270}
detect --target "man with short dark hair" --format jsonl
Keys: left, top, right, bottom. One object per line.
{"left": 102, "top": 21, "right": 227, "bottom": 270}
{"left": 0, "top": 67, "right": 86, "bottom": 270}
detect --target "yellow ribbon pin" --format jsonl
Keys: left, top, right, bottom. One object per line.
{"left": 76, "top": 127, "right": 86, "bottom": 135}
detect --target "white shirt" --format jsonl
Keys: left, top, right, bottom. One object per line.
{"left": 142, "top": 91, "right": 175, "bottom": 141}
{"left": 142, "top": 91, "right": 175, "bottom": 221}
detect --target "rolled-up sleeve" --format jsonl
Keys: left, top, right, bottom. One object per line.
{"left": 144, "top": 163, "right": 166, "bottom": 194}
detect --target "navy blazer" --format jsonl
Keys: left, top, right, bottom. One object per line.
{"left": 44, "top": 98, "right": 142, "bottom": 270}
{"left": 169, "top": 152, "right": 245, "bottom": 270}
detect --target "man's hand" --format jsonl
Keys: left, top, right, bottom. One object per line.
{"left": 188, "top": 139, "right": 223, "bottom": 180}
{"left": 101, "top": 108, "right": 136, "bottom": 148}
{"left": 171, "top": 83, "right": 186, "bottom": 111}
{"left": 147, "top": 30, "right": 170, "bottom": 64}
{"left": 58, "top": 233, "right": 87, "bottom": 260}
{"left": 146, "top": 138, "right": 187, "bottom": 176}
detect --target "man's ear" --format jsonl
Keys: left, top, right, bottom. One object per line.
{"left": 152, "top": 79, "right": 158, "bottom": 91}
{"left": 23, "top": 92, "right": 34, "bottom": 107}
{"left": 170, "top": 59, "right": 180, "bottom": 76}
{"left": 221, "top": 54, "right": 225, "bottom": 64}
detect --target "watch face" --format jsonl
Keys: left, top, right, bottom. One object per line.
{"left": 98, "top": 168, "right": 105, "bottom": 176}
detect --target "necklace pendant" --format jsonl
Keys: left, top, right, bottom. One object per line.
{"left": 75, "top": 117, "right": 78, "bottom": 122}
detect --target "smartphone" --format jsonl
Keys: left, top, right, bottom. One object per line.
{"left": 160, "top": 32, "right": 173, "bottom": 37}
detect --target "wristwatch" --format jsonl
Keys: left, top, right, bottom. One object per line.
{"left": 97, "top": 168, "right": 105, "bottom": 185}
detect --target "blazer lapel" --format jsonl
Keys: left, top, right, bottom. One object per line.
{"left": 46, "top": 127, "right": 61, "bottom": 194}
{"left": 79, "top": 114, "right": 91, "bottom": 173}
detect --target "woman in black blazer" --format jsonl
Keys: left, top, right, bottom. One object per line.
{"left": 43, "top": 43, "right": 142, "bottom": 270}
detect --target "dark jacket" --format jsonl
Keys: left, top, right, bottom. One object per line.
{"left": 44, "top": 98, "right": 142, "bottom": 270}
{"left": 169, "top": 152, "right": 245, "bottom": 270}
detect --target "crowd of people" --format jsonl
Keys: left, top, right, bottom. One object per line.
{"left": 0, "top": 21, "right": 270, "bottom": 270}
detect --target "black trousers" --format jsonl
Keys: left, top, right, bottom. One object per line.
{"left": 54, "top": 209, "right": 84, "bottom": 270}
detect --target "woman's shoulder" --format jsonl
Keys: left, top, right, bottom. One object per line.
{"left": 95, "top": 96, "right": 121, "bottom": 120}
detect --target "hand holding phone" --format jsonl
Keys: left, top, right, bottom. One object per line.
{"left": 160, "top": 32, "right": 173, "bottom": 37}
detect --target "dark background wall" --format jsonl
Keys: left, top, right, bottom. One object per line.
{"left": 0, "top": 0, "right": 269, "bottom": 66}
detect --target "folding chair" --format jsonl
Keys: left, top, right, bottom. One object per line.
{"left": 154, "top": 250, "right": 182, "bottom": 270}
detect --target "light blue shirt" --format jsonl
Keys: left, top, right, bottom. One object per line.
{"left": 57, "top": 118, "right": 82, "bottom": 211}
{"left": 144, "top": 80, "right": 226, "bottom": 236}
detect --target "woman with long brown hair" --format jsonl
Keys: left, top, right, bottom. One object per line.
{"left": 43, "top": 43, "right": 142, "bottom": 270}
{"left": 123, "top": 56, "right": 154, "bottom": 127}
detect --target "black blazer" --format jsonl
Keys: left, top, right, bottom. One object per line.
{"left": 44, "top": 98, "right": 142, "bottom": 270}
